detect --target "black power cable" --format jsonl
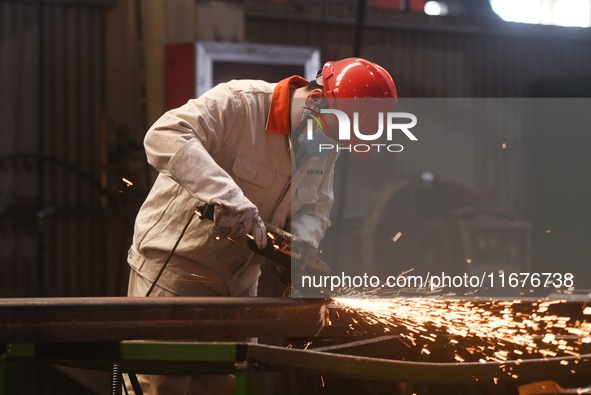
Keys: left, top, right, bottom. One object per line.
{"left": 145, "top": 208, "right": 198, "bottom": 297}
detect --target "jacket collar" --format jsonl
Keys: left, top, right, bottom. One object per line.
{"left": 265, "top": 75, "right": 309, "bottom": 136}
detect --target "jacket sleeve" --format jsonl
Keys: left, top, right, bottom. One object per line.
{"left": 143, "top": 83, "right": 248, "bottom": 205}
{"left": 289, "top": 153, "right": 339, "bottom": 248}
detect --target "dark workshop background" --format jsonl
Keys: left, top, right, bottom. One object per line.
{"left": 1, "top": 0, "right": 591, "bottom": 393}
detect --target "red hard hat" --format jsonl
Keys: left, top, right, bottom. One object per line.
{"left": 317, "top": 58, "right": 397, "bottom": 102}
{"left": 316, "top": 58, "right": 398, "bottom": 157}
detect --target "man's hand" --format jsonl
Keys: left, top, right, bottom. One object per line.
{"left": 210, "top": 193, "right": 267, "bottom": 249}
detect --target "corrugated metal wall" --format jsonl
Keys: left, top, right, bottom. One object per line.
{"left": 0, "top": 1, "right": 119, "bottom": 300}
{"left": 1, "top": 3, "right": 117, "bottom": 393}
{"left": 245, "top": 3, "right": 591, "bottom": 97}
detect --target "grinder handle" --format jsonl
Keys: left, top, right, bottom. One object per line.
{"left": 196, "top": 204, "right": 216, "bottom": 221}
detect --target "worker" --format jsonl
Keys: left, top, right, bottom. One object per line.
{"left": 124, "top": 57, "right": 397, "bottom": 395}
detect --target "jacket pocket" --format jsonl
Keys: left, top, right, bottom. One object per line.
{"left": 232, "top": 156, "right": 276, "bottom": 188}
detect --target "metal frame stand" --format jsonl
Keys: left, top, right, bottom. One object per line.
{"left": 3, "top": 339, "right": 591, "bottom": 395}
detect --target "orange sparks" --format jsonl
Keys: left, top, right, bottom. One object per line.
{"left": 334, "top": 296, "right": 591, "bottom": 363}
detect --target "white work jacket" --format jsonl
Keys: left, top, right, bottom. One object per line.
{"left": 127, "top": 79, "right": 338, "bottom": 296}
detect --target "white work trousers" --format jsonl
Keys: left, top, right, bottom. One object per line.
{"left": 124, "top": 270, "right": 235, "bottom": 395}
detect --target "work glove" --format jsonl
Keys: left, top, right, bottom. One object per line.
{"left": 210, "top": 191, "right": 267, "bottom": 249}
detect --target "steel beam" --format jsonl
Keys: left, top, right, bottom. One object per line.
{"left": 2, "top": 296, "right": 589, "bottom": 346}
{"left": 0, "top": 297, "right": 351, "bottom": 343}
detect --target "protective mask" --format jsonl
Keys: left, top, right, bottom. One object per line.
{"left": 295, "top": 112, "right": 339, "bottom": 157}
